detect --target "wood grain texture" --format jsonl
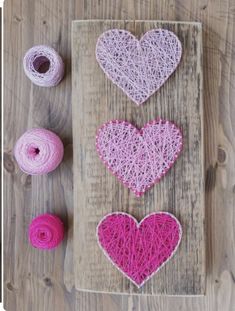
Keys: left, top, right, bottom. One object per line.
{"left": 4, "top": 0, "right": 235, "bottom": 310}
{"left": 72, "top": 20, "right": 205, "bottom": 296}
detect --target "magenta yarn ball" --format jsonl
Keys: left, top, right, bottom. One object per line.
{"left": 14, "top": 128, "right": 64, "bottom": 175}
{"left": 29, "top": 214, "right": 64, "bottom": 250}
{"left": 23, "top": 45, "right": 64, "bottom": 87}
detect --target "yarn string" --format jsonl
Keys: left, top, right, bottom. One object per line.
{"left": 14, "top": 128, "right": 64, "bottom": 175}
{"left": 23, "top": 45, "right": 64, "bottom": 87}
{"left": 29, "top": 214, "right": 64, "bottom": 250}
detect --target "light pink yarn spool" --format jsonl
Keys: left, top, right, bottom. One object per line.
{"left": 23, "top": 45, "right": 64, "bottom": 87}
{"left": 29, "top": 214, "right": 64, "bottom": 250}
{"left": 14, "top": 128, "right": 64, "bottom": 175}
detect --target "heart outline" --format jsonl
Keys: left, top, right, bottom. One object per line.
{"left": 96, "top": 211, "right": 182, "bottom": 288}
{"left": 95, "top": 119, "right": 183, "bottom": 197}
{"left": 96, "top": 28, "right": 182, "bottom": 105}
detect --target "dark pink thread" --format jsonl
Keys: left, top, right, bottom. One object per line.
{"left": 97, "top": 212, "right": 182, "bottom": 287}
{"left": 96, "top": 28, "right": 182, "bottom": 105}
{"left": 28, "top": 214, "right": 64, "bottom": 250}
{"left": 96, "top": 119, "right": 183, "bottom": 197}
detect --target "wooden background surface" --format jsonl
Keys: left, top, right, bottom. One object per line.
{"left": 72, "top": 20, "right": 205, "bottom": 295}
{"left": 4, "top": 0, "right": 235, "bottom": 310}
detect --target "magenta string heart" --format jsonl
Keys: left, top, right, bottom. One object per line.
{"left": 96, "top": 28, "right": 182, "bottom": 105}
{"left": 96, "top": 119, "right": 183, "bottom": 196}
{"left": 97, "top": 212, "right": 182, "bottom": 287}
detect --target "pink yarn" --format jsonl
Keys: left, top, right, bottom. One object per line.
{"left": 14, "top": 128, "right": 64, "bottom": 175}
{"left": 97, "top": 212, "right": 182, "bottom": 287}
{"left": 23, "top": 45, "right": 64, "bottom": 87}
{"left": 29, "top": 214, "right": 64, "bottom": 250}
{"left": 96, "top": 119, "right": 183, "bottom": 197}
{"left": 96, "top": 28, "right": 182, "bottom": 105}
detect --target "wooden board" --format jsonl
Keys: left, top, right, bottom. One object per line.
{"left": 72, "top": 20, "right": 205, "bottom": 296}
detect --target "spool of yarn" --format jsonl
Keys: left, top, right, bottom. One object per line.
{"left": 23, "top": 45, "right": 64, "bottom": 87}
{"left": 14, "top": 128, "right": 64, "bottom": 175}
{"left": 29, "top": 214, "right": 64, "bottom": 250}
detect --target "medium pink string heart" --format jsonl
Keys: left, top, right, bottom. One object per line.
{"left": 96, "top": 28, "right": 182, "bottom": 105}
{"left": 96, "top": 119, "right": 183, "bottom": 196}
{"left": 97, "top": 212, "right": 182, "bottom": 288}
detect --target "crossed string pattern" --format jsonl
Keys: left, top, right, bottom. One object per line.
{"left": 96, "top": 28, "right": 182, "bottom": 105}
{"left": 97, "top": 212, "right": 182, "bottom": 287}
{"left": 14, "top": 128, "right": 64, "bottom": 175}
{"left": 23, "top": 45, "right": 64, "bottom": 87}
{"left": 96, "top": 119, "right": 183, "bottom": 196}
{"left": 29, "top": 214, "right": 64, "bottom": 250}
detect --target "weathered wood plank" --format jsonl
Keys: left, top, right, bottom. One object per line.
{"left": 72, "top": 20, "right": 205, "bottom": 295}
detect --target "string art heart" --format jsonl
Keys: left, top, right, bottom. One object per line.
{"left": 97, "top": 212, "right": 182, "bottom": 288}
{"left": 96, "top": 119, "right": 183, "bottom": 197}
{"left": 96, "top": 28, "right": 182, "bottom": 105}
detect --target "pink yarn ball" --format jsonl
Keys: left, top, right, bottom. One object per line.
{"left": 14, "top": 128, "right": 64, "bottom": 175}
{"left": 29, "top": 214, "right": 64, "bottom": 250}
{"left": 23, "top": 45, "right": 64, "bottom": 87}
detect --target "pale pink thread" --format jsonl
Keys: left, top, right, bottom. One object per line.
{"left": 97, "top": 212, "right": 182, "bottom": 288}
{"left": 14, "top": 128, "right": 64, "bottom": 175}
{"left": 96, "top": 119, "right": 183, "bottom": 197}
{"left": 23, "top": 45, "right": 64, "bottom": 87}
{"left": 29, "top": 214, "right": 64, "bottom": 250}
{"left": 96, "top": 28, "right": 182, "bottom": 105}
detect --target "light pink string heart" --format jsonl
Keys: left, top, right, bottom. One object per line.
{"left": 96, "top": 28, "right": 182, "bottom": 105}
{"left": 96, "top": 119, "right": 183, "bottom": 197}
{"left": 97, "top": 212, "right": 182, "bottom": 288}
